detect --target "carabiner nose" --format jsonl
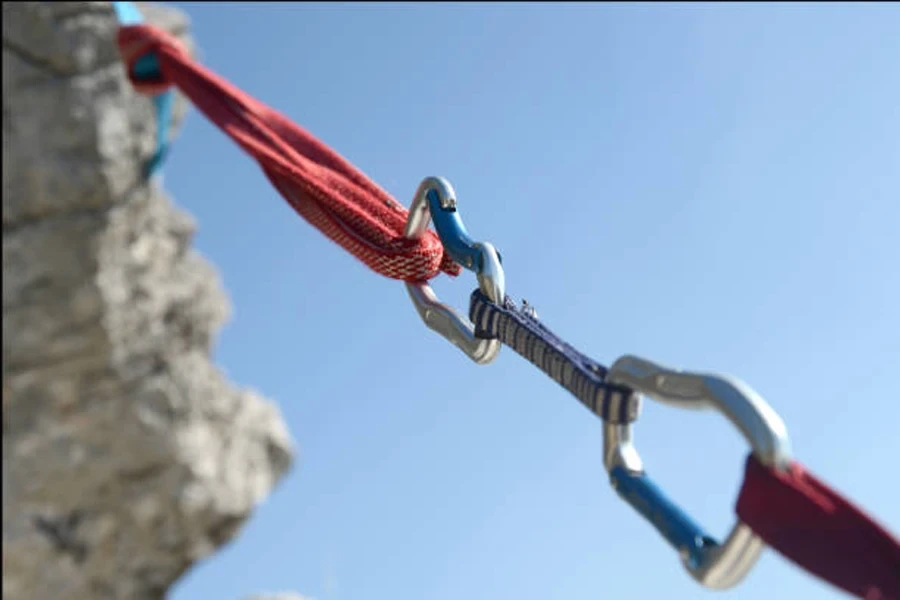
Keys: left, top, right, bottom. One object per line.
{"left": 404, "top": 177, "right": 505, "bottom": 364}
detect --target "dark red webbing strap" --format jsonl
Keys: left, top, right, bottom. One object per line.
{"left": 737, "top": 455, "right": 900, "bottom": 600}
{"left": 116, "top": 24, "right": 461, "bottom": 282}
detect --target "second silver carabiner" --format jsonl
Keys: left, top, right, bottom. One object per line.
{"left": 603, "top": 355, "right": 792, "bottom": 589}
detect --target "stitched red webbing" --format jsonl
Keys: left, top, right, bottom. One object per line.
{"left": 737, "top": 455, "right": 900, "bottom": 600}
{"left": 116, "top": 24, "right": 461, "bottom": 282}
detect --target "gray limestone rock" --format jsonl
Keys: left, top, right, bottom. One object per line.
{"left": 2, "top": 3, "right": 295, "bottom": 599}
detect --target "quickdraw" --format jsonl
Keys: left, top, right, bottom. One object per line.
{"left": 111, "top": 3, "right": 900, "bottom": 598}
{"left": 421, "top": 183, "right": 900, "bottom": 598}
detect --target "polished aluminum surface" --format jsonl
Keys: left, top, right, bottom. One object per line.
{"left": 607, "top": 355, "right": 792, "bottom": 470}
{"left": 603, "top": 354, "right": 792, "bottom": 589}
{"left": 403, "top": 177, "right": 504, "bottom": 364}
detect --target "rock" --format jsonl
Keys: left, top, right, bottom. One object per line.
{"left": 2, "top": 3, "right": 295, "bottom": 599}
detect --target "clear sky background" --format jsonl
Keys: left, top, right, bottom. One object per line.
{"left": 161, "top": 4, "right": 899, "bottom": 600}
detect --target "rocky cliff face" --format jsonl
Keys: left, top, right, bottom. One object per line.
{"left": 2, "top": 3, "right": 296, "bottom": 599}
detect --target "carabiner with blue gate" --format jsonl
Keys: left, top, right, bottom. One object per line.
{"left": 403, "top": 177, "right": 505, "bottom": 365}
{"left": 603, "top": 355, "right": 792, "bottom": 589}
{"left": 112, "top": 1, "right": 174, "bottom": 178}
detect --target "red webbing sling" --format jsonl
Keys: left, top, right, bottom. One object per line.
{"left": 738, "top": 455, "right": 900, "bottom": 600}
{"left": 117, "top": 24, "right": 461, "bottom": 282}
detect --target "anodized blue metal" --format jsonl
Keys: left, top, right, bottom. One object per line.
{"left": 426, "top": 189, "right": 487, "bottom": 273}
{"left": 609, "top": 465, "right": 716, "bottom": 570}
{"left": 112, "top": 1, "right": 173, "bottom": 178}
{"left": 112, "top": 0, "right": 144, "bottom": 24}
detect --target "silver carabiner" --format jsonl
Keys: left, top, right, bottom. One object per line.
{"left": 603, "top": 355, "right": 792, "bottom": 589}
{"left": 404, "top": 176, "right": 505, "bottom": 365}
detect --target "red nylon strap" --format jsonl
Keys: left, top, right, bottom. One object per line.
{"left": 737, "top": 455, "right": 900, "bottom": 600}
{"left": 116, "top": 25, "right": 462, "bottom": 282}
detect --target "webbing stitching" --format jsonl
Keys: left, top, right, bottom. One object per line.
{"left": 470, "top": 290, "right": 640, "bottom": 424}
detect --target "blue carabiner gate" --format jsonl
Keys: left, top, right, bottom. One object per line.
{"left": 403, "top": 177, "right": 506, "bottom": 364}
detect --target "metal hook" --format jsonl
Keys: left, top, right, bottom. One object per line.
{"left": 404, "top": 177, "right": 505, "bottom": 365}
{"left": 603, "top": 355, "right": 792, "bottom": 589}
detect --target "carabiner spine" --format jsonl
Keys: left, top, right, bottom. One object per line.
{"left": 405, "top": 282, "right": 501, "bottom": 365}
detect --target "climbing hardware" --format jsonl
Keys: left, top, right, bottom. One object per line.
{"left": 111, "top": 3, "right": 900, "bottom": 598}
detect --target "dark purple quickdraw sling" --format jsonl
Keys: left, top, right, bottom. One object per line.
{"left": 469, "top": 289, "right": 641, "bottom": 425}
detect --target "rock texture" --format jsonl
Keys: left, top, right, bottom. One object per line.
{"left": 3, "top": 3, "right": 295, "bottom": 599}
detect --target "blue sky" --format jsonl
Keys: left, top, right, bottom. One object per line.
{"left": 161, "top": 4, "right": 899, "bottom": 600}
